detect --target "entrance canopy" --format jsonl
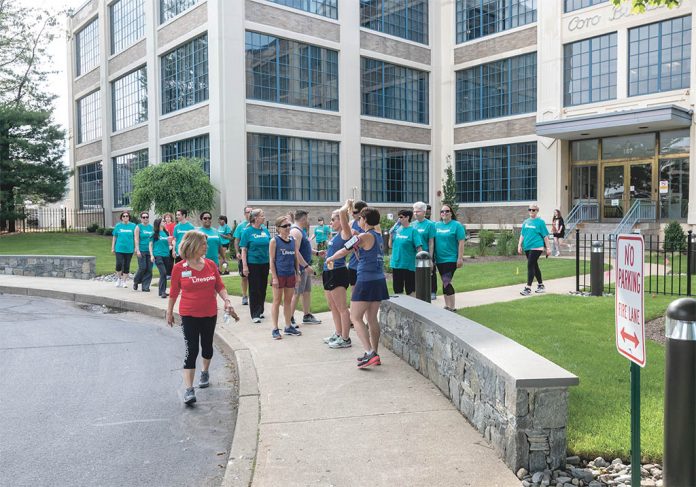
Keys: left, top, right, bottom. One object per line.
{"left": 536, "top": 105, "right": 692, "bottom": 140}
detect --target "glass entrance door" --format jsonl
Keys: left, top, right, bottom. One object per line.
{"left": 602, "top": 163, "right": 654, "bottom": 220}
{"left": 629, "top": 163, "right": 653, "bottom": 209}
{"left": 603, "top": 165, "right": 625, "bottom": 219}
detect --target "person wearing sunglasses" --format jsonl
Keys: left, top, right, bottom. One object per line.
{"left": 269, "top": 216, "right": 301, "bottom": 339}
{"left": 133, "top": 213, "right": 154, "bottom": 292}
{"left": 233, "top": 207, "right": 254, "bottom": 305}
{"left": 389, "top": 210, "right": 423, "bottom": 296}
{"left": 240, "top": 209, "right": 271, "bottom": 323}
{"left": 198, "top": 211, "right": 221, "bottom": 266}
{"left": 111, "top": 211, "right": 136, "bottom": 288}
{"left": 433, "top": 205, "right": 466, "bottom": 312}
{"left": 518, "top": 205, "right": 551, "bottom": 296}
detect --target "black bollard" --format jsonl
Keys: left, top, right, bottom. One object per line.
{"left": 415, "top": 251, "right": 432, "bottom": 303}
{"left": 663, "top": 297, "right": 696, "bottom": 487}
{"left": 590, "top": 241, "right": 604, "bottom": 296}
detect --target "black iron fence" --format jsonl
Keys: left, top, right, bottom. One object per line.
{"left": 575, "top": 229, "right": 696, "bottom": 296}
{"left": 11, "top": 207, "right": 106, "bottom": 233}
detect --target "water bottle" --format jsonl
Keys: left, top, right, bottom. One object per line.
{"left": 223, "top": 312, "right": 231, "bottom": 324}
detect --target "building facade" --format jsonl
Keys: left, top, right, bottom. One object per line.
{"left": 66, "top": 0, "right": 696, "bottom": 229}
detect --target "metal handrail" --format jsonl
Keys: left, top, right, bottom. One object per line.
{"left": 565, "top": 201, "right": 599, "bottom": 235}
{"left": 612, "top": 200, "right": 657, "bottom": 237}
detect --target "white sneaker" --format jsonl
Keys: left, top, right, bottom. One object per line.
{"left": 120, "top": 280, "right": 128, "bottom": 288}
{"left": 114, "top": 279, "right": 122, "bottom": 287}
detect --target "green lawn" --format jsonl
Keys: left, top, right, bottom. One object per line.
{"left": 459, "top": 294, "right": 673, "bottom": 462}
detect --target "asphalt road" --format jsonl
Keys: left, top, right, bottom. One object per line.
{"left": 0, "top": 294, "right": 237, "bottom": 487}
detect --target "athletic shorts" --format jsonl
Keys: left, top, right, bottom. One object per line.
{"left": 322, "top": 267, "right": 350, "bottom": 291}
{"left": 349, "top": 268, "right": 358, "bottom": 286}
{"left": 276, "top": 274, "right": 296, "bottom": 289}
{"left": 294, "top": 267, "right": 312, "bottom": 294}
{"left": 351, "top": 278, "right": 389, "bottom": 302}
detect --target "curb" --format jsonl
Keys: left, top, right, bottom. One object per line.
{"left": 0, "top": 284, "right": 260, "bottom": 487}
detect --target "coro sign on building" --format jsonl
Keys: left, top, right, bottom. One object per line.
{"left": 615, "top": 235, "right": 646, "bottom": 367}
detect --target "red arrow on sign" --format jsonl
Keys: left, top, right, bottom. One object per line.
{"left": 620, "top": 328, "right": 639, "bottom": 348}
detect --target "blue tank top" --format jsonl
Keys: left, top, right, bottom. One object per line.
{"left": 324, "top": 232, "right": 348, "bottom": 270}
{"left": 357, "top": 230, "right": 385, "bottom": 282}
{"left": 348, "top": 219, "right": 364, "bottom": 270}
{"left": 292, "top": 224, "right": 312, "bottom": 267}
{"left": 274, "top": 236, "right": 296, "bottom": 277}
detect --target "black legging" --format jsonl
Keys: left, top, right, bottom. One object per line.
{"left": 153, "top": 255, "right": 172, "bottom": 296}
{"left": 181, "top": 315, "right": 216, "bottom": 369}
{"left": 248, "top": 262, "right": 269, "bottom": 319}
{"left": 525, "top": 250, "right": 544, "bottom": 286}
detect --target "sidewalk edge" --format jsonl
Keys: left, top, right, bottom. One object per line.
{"left": 0, "top": 284, "right": 260, "bottom": 487}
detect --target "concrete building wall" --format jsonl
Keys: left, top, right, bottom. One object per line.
{"left": 361, "top": 120, "right": 431, "bottom": 145}
{"left": 454, "top": 117, "right": 536, "bottom": 145}
{"left": 111, "top": 126, "right": 149, "bottom": 152}
{"left": 246, "top": 105, "right": 341, "bottom": 134}
{"left": 157, "top": 1, "right": 208, "bottom": 47}
{"left": 245, "top": 0, "right": 340, "bottom": 42}
{"left": 108, "top": 40, "right": 147, "bottom": 74}
{"left": 75, "top": 141, "right": 103, "bottom": 161}
{"left": 360, "top": 30, "right": 431, "bottom": 64}
{"left": 159, "top": 105, "right": 210, "bottom": 139}
{"left": 454, "top": 26, "right": 537, "bottom": 65}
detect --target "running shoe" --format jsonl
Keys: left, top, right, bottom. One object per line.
{"left": 114, "top": 279, "right": 122, "bottom": 288}
{"left": 160, "top": 293, "right": 168, "bottom": 299}
{"left": 133, "top": 282, "right": 138, "bottom": 291}
{"left": 290, "top": 316, "right": 296, "bottom": 325}
{"left": 329, "top": 337, "right": 352, "bottom": 349}
{"left": 241, "top": 296, "right": 248, "bottom": 305}
{"left": 183, "top": 387, "right": 196, "bottom": 405}
{"left": 259, "top": 314, "right": 265, "bottom": 319}
{"left": 520, "top": 287, "right": 532, "bottom": 296}
{"left": 272, "top": 329, "right": 282, "bottom": 340}
{"left": 535, "top": 284, "right": 546, "bottom": 294}
{"left": 358, "top": 352, "right": 381, "bottom": 368}
{"left": 356, "top": 352, "right": 368, "bottom": 362}
{"left": 120, "top": 280, "right": 129, "bottom": 288}
{"left": 302, "top": 314, "right": 321, "bottom": 324}
{"left": 252, "top": 317, "right": 261, "bottom": 324}
{"left": 284, "top": 326, "right": 302, "bottom": 336}
{"left": 323, "top": 333, "right": 340, "bottom": 344}
{"left": 198, "top": 371, "right": 210, "bottom": 388}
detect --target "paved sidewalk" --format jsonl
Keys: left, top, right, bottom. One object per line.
{"left": 0, "top": 274, "right": 519, "bottom": 487}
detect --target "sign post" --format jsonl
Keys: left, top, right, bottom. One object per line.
{"left": 615, "top": 234, "right": 646, "bottom": 487}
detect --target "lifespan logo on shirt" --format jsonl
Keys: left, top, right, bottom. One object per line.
{"left": 436, "top": 228, "right": 451, "bottom": 234}
{"left": 252, "top": 234, "right": 267, "bottom": 239}
{"left": 524, "top": 223, "right": 537, "bottom": 229}
{"left": 189, "top": 275, "right": 216, "bottom": 284}
{"left": 279, "top": 249, "right": 295, "bottom": 255}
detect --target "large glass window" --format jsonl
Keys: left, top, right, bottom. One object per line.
{"left": 571, "top": 139, "right": 599, "bottom": 161}
{"left": 112, "top": 67, "right": 148, "bottom": 132}
{"left": 564, "top": 0, "right": 606, "bottom": 13}
{"left": 360, "top": 0, "right": 429, "bottom": 44}
{"left": 361, "top": 146, "right": 428, "bottom": 203}
{"left": 455, "top": 142, "right": 537, "bottom": 202}
{"left": 564, "top": 32, "right": 617, "bottom": 106}
{"left": 601, "top": 133, "right": 656, "bottom": 159}
{"left": 113, "top": 150, "right": 148, "bottom": 207}
{"left": 571, "top": 165, "right": 599, "bottom": 204}
{"left": 456, "top": 0, "right": 536, "bottom": 44}
{"left": 75, "top": 19, "right": 100, "bottom": 76}
{"left": 77, "top": 91, "right": 102, "bottom": 144}
{"left": 266, "top": 0, "right": 338, "bottom": 19}
{"left": 247, "top": 134, "right": 339, "bottom": 201}
{"left": 110, "top": 0, "right": 145, "bottom": 54}
{"left": 660, "top": 158, "right": 689, "bottom": 219}
{"left": 160, "top": 0, "right": 198, "bottom": 23}
{"left": 245, "top": 32, "right": 339, "bottom": 111}
{"left": 456, "top": 52, "right": 536, "bottom": 123}
{"left": 162, "top": 134, "right": 210, "bottom": 174}
{"left": 361, "top": 57, "right": 429, "bottom": 124}
{"left": 161, "top": 34, "right": 208, "bottom": 115}
{"left": 629, "top": 16, "right": 691, "bottom": 96}
{"left": 78, "top": 162, "right": 103, "bottom": 209}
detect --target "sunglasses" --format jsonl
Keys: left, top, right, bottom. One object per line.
{"left": 122, "top": 214, "right": 130, "bottom": 218}
{"left": 278, "top": 224, "right": 292, "bottom": 228}
{"left": 140, "top": 215, "right": 148, "bottom": 219}
{"left": 398, "top": 215, "right": 408, "bottom": 219}
{"left": 202, "top": 216, "right": 212, "bottom": 220}
{"left": 440, "top": 210, "right": 451, "bottom": 214}
{"left": 528, "top": 209, "right": 538, "bottom": 212}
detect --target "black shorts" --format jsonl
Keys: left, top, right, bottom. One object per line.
{"left": 349, "top": 268, "right": 358, "bottom": 286}
{"left": 323, "top": 267, "right": 350, "bottom": 291}
{"left": 392, "top": 268, "right": 416, "bottom": 295}
{"left": 115, "top": 252, "right": 133, "bottom": 273}
{"left": 221, "top": 243, "right": 230, "bottom": 249}
{"left": 553, "top": 232, "right": 564, "bottom": 239}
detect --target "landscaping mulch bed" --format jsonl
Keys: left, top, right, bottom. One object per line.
{"left": 645, "top": 316, "right": 666, "bottom": 345}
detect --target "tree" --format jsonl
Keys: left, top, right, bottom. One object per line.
{"left": 613, "top": 0, "right": 681, "bottom": 11}
{"left": 441, "top": 157, "right": 459, "bottom": 218}
{"left": 130, "top": 158, "right": 217, "bottom": 215}
{"left": 0, "top": 106, "right": 69, "bottom": 231}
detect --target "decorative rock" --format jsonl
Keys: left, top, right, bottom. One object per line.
{"left": 594, "top": 457, "right": 609, "bottom": 468}
{"left": 522, "top": 481, "right": 531, "bottom": 487}
{"left": 557, "top": 476, "right": 572, "bottom": 484}
{"left": 517, "top": 468, "right": 529, "bottom": 480}
{"left": 612, "top": 458, "right": 623, "bottom": 465}
{"left": 567, "top": 456, "right": 581, "bottom": 466}
{"left": 588, "top": 482, "right": 602, "bottom": 487}
{"left": 640, "top": 480, "right": 656, "bottom": 487}
{"left": 532, "top": 472, "right": 544, "bottom": 483}
{"left": 616, "top": 474, "right": 631, "bottom": 483}
{"left": 656, "top": 480, "right": 663, "bottom": 487}
{"left": 571, "top": 468, "right": 594, "bottom": 483}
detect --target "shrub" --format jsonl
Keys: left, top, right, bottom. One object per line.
{"left": 496, "top": 230, "right": 515, "bottom": 256}
{"left": 87, "top": 222, "right": 99, "bottom": 233}
{"left": 478, "top": 229, "right": 495, "bottom": 256}
{"left": 664, "top": 221, "right": 686, "bottom": 252}
{"left": 96, "top": 227, "right": 105, "bottom": 235}
{"left": 103, "top": 227, "right": 114, "bottom": 237}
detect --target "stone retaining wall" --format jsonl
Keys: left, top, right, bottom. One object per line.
{"left": 0, "top": 255, "right": 95, "bottom": 280}
{"left": 379, "top": 297, "right": 579, "bottom": 473}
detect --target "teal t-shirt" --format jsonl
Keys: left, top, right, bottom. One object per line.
{"left": 152, "top": 230, "right": 171, "bottom": 257}
{"left": 173, "top": 221, "right": 195, "bottom": 256}
{"left": 113, "top": 222, "right": 136, "bottom": 254}
{"left": 411, "top": 218, "right": 435, "bottom": 253}
{"left": 218, "top": 224, "right": 232, "bottom": 245}
{"left": 233, "top": 221, "right": 249, "bottom": 240}
{"left": 390, "top": 226, "right": 423, "bottom": 272}
{"left": 239, "top": 225, "right": 270, "bottom": 264}
{"left": 434, "top": 220, "right": 466, "bottom": 264}
{"left": 136, "top": 223, "right": 154, "bottom": 253}
{"left": 199, "top": 226, "right": 221, "bottom": 264}
{"left": 521, "top": 217, "right": 550, "bottom": 251}
{"left": 314, "top": 224, "right": 330, "bottom": 243}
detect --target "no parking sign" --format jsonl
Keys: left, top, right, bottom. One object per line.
{"left": 615, "top": 234, "right": 646, "bottom": 367}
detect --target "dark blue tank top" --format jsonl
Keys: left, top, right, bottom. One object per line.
{"left": 324, "top": 232, "right": 348, "bottom": 270}
{"left": 348, "top": 219, "right": 364, "bottom": 270}
{"left": 357, "top": 230, "right": 385, "bottom": 282}
{"left": 274, "top": 236, "right": 296, "bottom": 277}
{"left": 292, "top": 224, "right": 312, "bottom": 267}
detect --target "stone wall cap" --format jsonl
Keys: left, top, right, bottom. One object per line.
{"left": 385, "top": 296, "right": 579, "bottom": 388}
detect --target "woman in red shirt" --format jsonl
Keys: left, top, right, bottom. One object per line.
{"left": 166, "top": 230, "right": 238, "bottom": 405}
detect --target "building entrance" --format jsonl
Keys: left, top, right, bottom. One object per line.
{"left": 601, "top": 162, "right": 653, "bottom": 220}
